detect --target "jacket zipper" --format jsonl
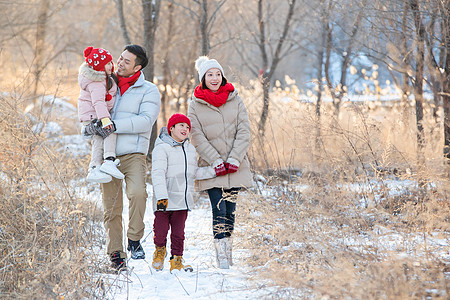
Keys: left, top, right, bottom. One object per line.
{"left": 182, "top": 143, "right": 189, "bottom": 210}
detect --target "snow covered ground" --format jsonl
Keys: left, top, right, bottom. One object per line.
{"left": 88, "top": 184, "right": 275, "bottom": 300}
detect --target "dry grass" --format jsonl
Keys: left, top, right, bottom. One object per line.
{"left": 0, "top": 93, "right": 108, "bottom": 299}
{"left": 1, "top": 69, "right": 448, "bottom": 298}
{"left": 235, "top": 83, "right": 449, "bottom": 299}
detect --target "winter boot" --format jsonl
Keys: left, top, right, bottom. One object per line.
{"left": 127, "top": 239, "right": 145, "bottom": 259}
{"left": 152, "top": 245, "right": 167, "bottom": 271}
{"left": 100, "top": 158, "right": 124, "bottom": 179}
{"left": 86, "top": 165, "right": 112, "bottom": 183}
{"left": 169, "top": 255, "right": 193, "bottom": 273}
{"left": 214, "top": 239, "right": 229, "bottom": 269}
{"left": 110, "top": 251, "right": 126, "bottom": 272}
{"left": 224, "top": 237, "right": 233, "bottom": 266}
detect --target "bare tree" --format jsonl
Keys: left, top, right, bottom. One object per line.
{"left": 314, "top": 0, "right": 329, "bottom": 154}
{"left": 324, "top": 0, "right": 367, "bottom": 117}
{"left": 142, "top": 0, "right": 162, "bottom": 160}
{"left": 115, "top": 0, "right": 132, "bottom": 44}
{"left": 160, "top": 2, "right": 176, "bottom": 126}
{"left": 168, "top": 0, "right": 227, "bottom": 56}
{"left": 32, "top": 0, "right": 50, "bottom": 99}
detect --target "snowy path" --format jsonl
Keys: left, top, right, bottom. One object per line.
{"left": 97, "top": 183, "right": 271, "bottom": 299}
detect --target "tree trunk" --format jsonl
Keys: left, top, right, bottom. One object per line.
{"left": 443, "top": 1, "right": 450, "bottom": 164}
{"left": 33, "top": 0, "right": 50, "bottom": 102}
{"left": 257, "top": 0, "right": 296, "bottom": 134}
{"left": 401, "top": 0, "right": 412, "bottom": 126}
{"left": 315, "top": 0, "right": 327, "bottom": 156}
{"left": 116, "top": 0, "right": 131, "bottom": 44}
{"left": 410, "top": 0, "right": 426, "bottom": 199}
{"left": 200, "top": 0, "right": 209, "bottom": 55}
{"left": 161, "top": 2, "right": 175, "bottom": 126}
{"left": 142, "top": 0, "right": 161, "bottom": 162}
{"left": 259, "top": 74, "right": 270, "bottom": 134}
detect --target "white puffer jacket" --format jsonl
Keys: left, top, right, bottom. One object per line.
{"left": 151, "top": 127, "right": 215, "bottom": 211}
{"left": 111, "top": 72, "right": 161, "bottom": 156}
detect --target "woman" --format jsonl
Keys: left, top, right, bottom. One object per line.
{"left": 188, "top": 56, "right": 253, "bottom": 269}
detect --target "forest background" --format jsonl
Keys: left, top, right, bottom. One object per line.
{"left": 0, "top": 0, "right": 449, "bottom": 299}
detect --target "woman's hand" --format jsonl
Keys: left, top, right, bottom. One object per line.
{"left": 214, "top": 163, "right": 227, "bottom": 176}
{"left": 225, "top": 163, "right": 239, "bottom": 174}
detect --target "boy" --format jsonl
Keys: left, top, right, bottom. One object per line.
{"left": 151, "top": 113, "right": 215, "bottom": 272}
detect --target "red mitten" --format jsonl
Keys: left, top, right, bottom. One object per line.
{"left": 226, "top": 163, "right": 239, "bottom": 174}
{"left": 214, "top": 163, "right": 227, "bottom": 176}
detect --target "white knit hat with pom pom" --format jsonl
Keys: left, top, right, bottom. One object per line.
{"left": 195, "top": 56, "right": 224, "bottom": 82}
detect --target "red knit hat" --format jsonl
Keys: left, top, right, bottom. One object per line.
{"left": 167, "top": 113, "right": 191, "bottom": 131}
{"left": 84, "top": 46, "right": 113, "bottom": 71}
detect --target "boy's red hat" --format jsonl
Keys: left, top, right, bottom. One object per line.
{"left": 84, "top": 46, "right": 113, "bottom": 71}
{"left": 167, "top": 113, "right": 191, "bottom": 131}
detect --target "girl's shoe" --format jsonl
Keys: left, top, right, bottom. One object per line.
{"left": 86, "top": 166, "right": 112, "bottom": 183}
{"left": 100, "top": 159, "right": 124, "bottom": 179}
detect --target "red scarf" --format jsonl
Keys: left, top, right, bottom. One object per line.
{"left": 194, "top": 83, "right": 235, "bottom": 107}
{"left": 117, "top": 71, "right": 141, "bottom": 96}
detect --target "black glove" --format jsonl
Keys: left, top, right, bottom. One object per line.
{"left": 156, "top": 199, "right": 168, "bottom": 211}
{"left": 83, "top": 119, "right": 100, "bottom": 137}
{"left": 84, "top": 119, "right": 116, "bottom": 139}
{"left": 96, "top": 120, "right": 115, "bottom": 139}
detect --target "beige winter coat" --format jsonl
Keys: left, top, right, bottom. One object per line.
{"left": 188, "top": 88, "right": 253, "bottom": 191}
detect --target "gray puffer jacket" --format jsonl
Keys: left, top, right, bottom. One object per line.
{"left": 151, "top": 127, "right": 215, "bottom": 211}
{"left": 111, "top": 72, "right": 161, "bottom": 156}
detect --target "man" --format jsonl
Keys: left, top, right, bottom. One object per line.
{"left": 99, "top": 44, "right": 161, "bottom": 271}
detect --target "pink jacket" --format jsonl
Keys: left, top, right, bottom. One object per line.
{"left": 77, "top": 62, "right": 117, "bottom": 122}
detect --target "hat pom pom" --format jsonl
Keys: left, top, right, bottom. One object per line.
{"left": 195, "top": 56, "right": 209, "bottom": 71}
{"left": 105, "top": 93, "right": 112, "bottom": 101}
{"left": 84, "top": 46, "right": 93, "bottom": 58}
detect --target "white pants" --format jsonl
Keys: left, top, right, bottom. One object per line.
{"left": 81, "top": 121, "right": 117, "bottom": 168}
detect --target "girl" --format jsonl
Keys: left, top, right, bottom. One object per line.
{"left": 187, "top": 56, "right": 253, "bottom": 269}
{"left": 78, "top": 46, "right": 124, "bottom": 183}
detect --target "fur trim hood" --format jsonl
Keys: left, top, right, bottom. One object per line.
{"left": 79, "top": 62, "right": 106, "bottom": 82}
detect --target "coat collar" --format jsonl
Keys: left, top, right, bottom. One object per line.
{"left": 78, "top": 62, "right": 106, "bottom": 82}
{"left": 156, "top": 126, "right": 189, "bottom": 147}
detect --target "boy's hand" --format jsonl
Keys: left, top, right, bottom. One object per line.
{"left": 156, "top": 199, "right": 168, "bottom": 211}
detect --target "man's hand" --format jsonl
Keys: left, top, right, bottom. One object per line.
{"left": 101, "top": 117, "right": 114, "bottom": 131}
{"left": 156, "top": 199, "right": 168, "bottom": 211}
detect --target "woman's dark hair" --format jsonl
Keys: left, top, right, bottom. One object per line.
{"left": 124, "top": 44, "right": 148, "bottom": 70}
{"left": 201, "top": 75, "right": 228, "bottom": 90}
{"left": 107, "top": 73, "right": 119, "bottom": 90}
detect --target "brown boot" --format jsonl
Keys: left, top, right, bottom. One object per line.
{"left": 169, "top": 255, "right": 193, "bottom": 273}
{"left": 152, "top": 246, "right": 166, "bottom": 271}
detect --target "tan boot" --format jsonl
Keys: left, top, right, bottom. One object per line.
{"left": 169, "top": 255, "right": 193, "bottom": 273}
{"left": 152, "top": 246, "right": 166, "bottom": 271}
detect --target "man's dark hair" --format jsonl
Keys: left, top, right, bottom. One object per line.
{"left": 201, "top": 75, "right": 228, "bottom": 90}
{"left": 124, "top": 44, "right": 148, "bottom": 70}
